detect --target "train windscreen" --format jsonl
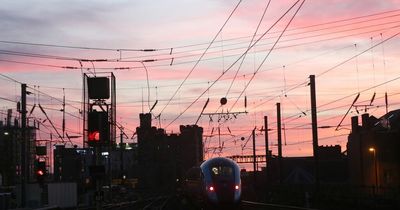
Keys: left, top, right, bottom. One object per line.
{"left": 210, "top": 165, "right": 234, "bottom": 180}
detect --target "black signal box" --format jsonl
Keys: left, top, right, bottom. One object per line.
{"left": 88, "top": 77, "right": 110, "bottom": 99}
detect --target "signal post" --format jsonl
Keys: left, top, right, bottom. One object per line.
{"left": 83, "top": 74, "right": 116, "bottom": 210}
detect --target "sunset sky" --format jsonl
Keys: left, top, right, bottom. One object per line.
{"left": 1, "top": 0, "right": 400, "bottom": 167}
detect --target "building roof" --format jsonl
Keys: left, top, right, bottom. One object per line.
{"left": 373, "top": 109, "right": 400, "bottom": 130}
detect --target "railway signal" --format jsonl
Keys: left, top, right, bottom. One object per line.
{"left": 88, "top": 111, "right": 109, "bottom": 146}
{"left": 36, "top": 160, "right": 46, "bottom": 184}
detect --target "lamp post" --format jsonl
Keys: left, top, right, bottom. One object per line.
{"left": 369, "top": 147, "right": 378, "bottom": 193}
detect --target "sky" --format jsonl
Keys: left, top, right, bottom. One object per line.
{"left": 1, "top": 0, "right": 400, "bottom": 167}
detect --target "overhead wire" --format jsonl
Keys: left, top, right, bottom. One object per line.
{"left": 228, "top": 0, "right": 305, "bottom": 113}
{"left": 225, "top": 0, "right": 271, "bottom": 98}
{"left": 0, "top": 58, "right": 79, "bottom": 69}
{"left": 157, "top": 0, "right": 244, "bottom": 117}
{"left": 253, "top": 63, "right": 400, "bottom": 135}
{"left": 2, "top": 8, "right": 399, "bottom": 55}
{"left": 118, "top": 10, "right": 400, "bottom": 62}
{"left": 116, "top": 20, "right": 400, "bottom": 67}
{"left": 248, "top": 30, "right": 400, "bottom": 117}
{"left": 201, "top": 0, "right": 272, "bottom": 127}
{"left": 0, "top": 96, "right": 18, "bottom": 103}
{"left": 209, "top": 14, "right": 400, "bottom": 155}
{"left": 139, "top": 62, "right": 152, "bottom": 112}
{"left": 228, "top": 30, "right": 400, "bottom": 153}
{"left": 108, "top": 23, "right": 400, "bottom": 71}
{"left": 0, "top": 8, "right": 397, "bottom": 77}
{"left": 0, "top": 72, "right": 82, "bottom": 144}
{"left": 165, "top": 0, "right": 304, "bottom": 128}
{"left": 1, "top": 20, "right": 398, "bottom": 72}
{"left": 120, "top": 8, "right": 400, "bottom": 59}
{"left": 256, "top": 72, "right": 400, "bottom": 134}
{"left": 0, "top": 40, "right": 165, "bottom": 52}
{"left": 317, "top": 31, "right": 400, "bottom": 77}
{"left": 26, "top": 86, "right": 81, "bottom": 111}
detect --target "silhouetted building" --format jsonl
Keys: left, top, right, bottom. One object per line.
{"left": 53, "top": 145, "right": 92, "bottom": 183}
{"left": 347, "top": 111, "right": 400, "bottom": 188}
{"left": 267, "top": 145, "right": 347, "bottom": 184}
{"left": 180, "top": 125, "right": 203, "bottom": 170}
{"left": 0, "top": 110, "right": 37, "bottom": 186}
{"left": 110, "top": 143, "right": 138, "bottom": 179}
{"left": 136, "top": 113, "right": 203, "bottom": 192}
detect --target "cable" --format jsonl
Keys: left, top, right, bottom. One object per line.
{"left": 0, "top": 96, "right": 18, "bottom": 103}
{"left": 165, "top": 0, "right": 304, "bottom": 128}
{"left": 26, "top": 86, "right": 81, "bottom": 111}
{"left": 158, "top": 0, "right": 243, "bottom": 117}
{"left": 112, "top": 23, "right": 400, "bottom": 71}
{"left": 0, "top": 58, "right": 79, "bottom": 69}
{"left": 0, "top": 73, "right": 23, "bottom": 84}
{"left": 225, "top": 0, "right": 271, "bottom": 97}
{"left": 120, "top": 10, "right": 400, "bottom": 60}
{"left": 121, "top": 8, "right": 400, "bottom": 60}
{"left": 252, "top": 71, "right": 400, "bottom": 135}
{"left": 318, "top": 31, "right": 400, "bottom": 77}
{"left": 249, "top": 30, "right": 400, "bottom": 118}
{"left": 2, "top": 22, "right": 398, "bottom": 72}
{"left": 139, "top": 62, "right": 152, "bottom": 112}
{"left": 229, "top": 0, "right": 305, "bottom": 112}
{"left": 0, "top": 8, "right": 397, "bottom": 74}
{"left": 0, "top": 50, "right": 147, "bottom": 66}
{"left": 0, "top": 40, "right": 165, "bottom": 52}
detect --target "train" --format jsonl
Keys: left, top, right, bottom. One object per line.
{"left": 182, "top": 157, "right": 242, "bottom": 208}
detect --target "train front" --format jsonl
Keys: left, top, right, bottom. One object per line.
{"left": 200, "top": 157, "right": 241, "bottom": 207}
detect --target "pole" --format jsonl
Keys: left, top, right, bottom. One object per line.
{"left": 120, "top": 130, "right": 124, "bottom": 179}
{"left": 277, "top": 103, "right": 283, "bottom": 184}
{"left": 310, "top": 75, "right": 320, "bottom": 186}
{"left": 62, "top": 91, "right": 65, "bottom": 138}
{"left": 373, "top": 150, "right": 378, "bottom": 193}
{"left": 95, "top": 147, "right": 102, "bottom": 210}
{"left": 264, "top": 116, "right": 269, "bottom": 184}
{"left": 252, "top": 128, "right": 256, "bottom": 188}
{"left": 21, "top": 83, "right": 27, "bottom": 207}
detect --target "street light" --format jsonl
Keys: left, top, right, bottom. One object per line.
{"left": 368, "top": 147, "right": 378, "bottom": 193}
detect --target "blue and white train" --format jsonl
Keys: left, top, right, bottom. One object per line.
{"left": 183, "top": 157, "right": 242, "bottom": 208}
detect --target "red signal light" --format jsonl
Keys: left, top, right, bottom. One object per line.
{"left": 88, "top": 131, "right": 100, "bottom": 142}
{"left": 235, "top": 185, "right": 240, "bottom": 190}
{"left": 87, "top": 111, "right": 109, "bottom": 146}
{"left": 208, "top": 186, "right": 214, "bottom": 191}
{"left": 37, "top": 170, "right": 44, "bottom": 176}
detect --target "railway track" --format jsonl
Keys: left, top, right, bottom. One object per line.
{"left": 142, "top": 196, "right": 172, "bottom": 210}
{"left": 100, "top": 195, "right": 189, "bottom": 210}
{"left": 242, "top": 200, "right": 319, "bottom": 210}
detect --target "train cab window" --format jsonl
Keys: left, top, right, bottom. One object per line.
{"left": 210, "top": 166, "right": 233, "bottom": 177}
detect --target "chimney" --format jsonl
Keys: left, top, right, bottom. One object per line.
{"left": 351, "top": 116, "right": 359, "bottom": 132}
{"left": 139, "top": 113, "right": 152, "bottom": 128}
{"left": 361, "top": 113, "right": 370, "bottom": 129}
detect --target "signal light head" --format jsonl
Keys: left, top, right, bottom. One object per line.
{"left": 208, "top": 186, "right": 214, "bottom": 191}
{"left": 88, "top": 131, "right": 100, "bottom": 141}
{"left": 235, "top": 185, "right": 240, "bottom": 190}
{"left": 37, "top": 170, "right": 44, "bottom": 176}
